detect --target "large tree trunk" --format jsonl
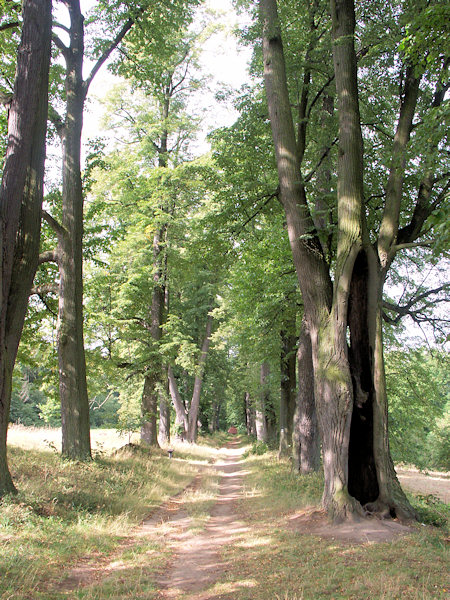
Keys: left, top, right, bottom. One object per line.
{"left": 47, "top": 0, "right": 136, "bottom": 460}
{"left": 140, "top": 226, "right": 165, "bottom": 447}
{"left": 262, "top": 0, "right": 424, "bottom": 522}
{"left": 371, "top": 287, "right": 416, "bottom": 519}
{"left": 345, "top": 248, "right": 416, "bottom": 519}
{"left": 293, "top": 319, "right": 320, "bottom": 473}
{"left": 0, "top": 0, "right": 51, "bottom": 496}
{"left": 279, "top": 329, "right": 296, "bottom": 457}
{"left": 57, "top": 2, "right": 91, "bottom": 460}
{"left": 312, "top": 0, "right": 366, "bottom": 521}
{"left": 261, "top": 0, "right": 365, "bottom": 520}
{"left": 186, "top": 313, "right": 213, "bottom": 442}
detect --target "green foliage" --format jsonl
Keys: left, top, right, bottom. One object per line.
{"left": 386, "top": 348, "right": 449, "bottom": 469}
{"left": 409, "top": 492, "right": 450, "bottom": 529}
{"left": 427, "top": 414, "right": 450, "bottom": 471}
{"left": 399, "top": 1, "right": 450, "bottom": 75}
{"left": 245, "top": 440, "right": 269, "bottom": 456}
{"left": 10, "top": 366, "right": 44, "bottom": 426}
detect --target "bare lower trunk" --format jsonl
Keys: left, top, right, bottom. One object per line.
{"left": 255, "top": 363, "right": 269, "bottom": 442}
{"left": 141, "top": 373, "right": 159, "bottom": 446}
{"left": 186, "top": 313, "right": 213, "bottom": 443}
{"left": 261, "top": 0, "right": 361, "bottom": 520}
{"left": 372, "top": 303, "right": 416, "bottom": 520}
{"left": 140, "top": 226, "right": 165, "bottom": 447}
{"left": 293, "top": 320, "right": 320, "bottom": 472}
{"left": 168, "top": 365, "right": 188, "bottom": 439}
{"left": 0, "top": 0, "right": 51, "bottom": 494}
{"left": 245, "top": 392, "right": 256, "bottom": 436}
{"left": 208, "top": 399, "right": 221, "bottom": 433}
{"left": 158, "top": 384, "right": 170, "bottom": 446}
{"left": 57, "top": 2, "right": 91, "bottom": 460}
{"left": 279, "top": 329, "right": 296, "bottom": 458}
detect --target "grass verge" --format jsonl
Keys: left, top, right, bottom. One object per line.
{"left": 210, "top": 450, "right": 449, "bottom": 600}
{"left": 0, "top": 442, "right": 202, "bottom": 600}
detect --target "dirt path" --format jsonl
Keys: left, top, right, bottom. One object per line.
{"left": 157, "top": 441, "right": 248, "bottom": 599}
{"left": 43, "top": 444, "right": 449, "bottom": 598}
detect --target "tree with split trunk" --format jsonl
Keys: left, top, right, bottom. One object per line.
{"left": 0, "top": 0, "right": 51, "bottom": 496}
{"left": 168, "top": 311, "right": 214, "bottom": 443}
{"left": 260, "top": 0, "right": 448, "bottom": 520}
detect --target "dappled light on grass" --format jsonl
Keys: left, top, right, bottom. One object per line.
{"left": 0, "top": 442, "right": 198, "bottom": 600}
{"left": 211, "top": 448, "right": 449, "bottom": 600}
{"left": 237, "top": 535, "right": 273, "bottom": 548}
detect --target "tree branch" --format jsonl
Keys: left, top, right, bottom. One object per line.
{"left": 31, "top": 293, "right": 58, "bottom": 317}
{"left": 304, "top": 137, "right": 338, "bottom": 183}
{"left": 52, "top": 21, "right": 70, "bottom": 34}
{"left": 30, "top": 283, "right": 59, "bottom": 295}
{"left": 42, "top": 210, "right": 67, "bottom": 239}
{"left": 383, "top": 283, "right": 450, "bottom": 325}
{"left": 52, "top": 32, "right": 70, "bottom": 59}
{"left": 377, "top": 64, "right": 421, "bottom": 268}
{"left": 48, "top": 105, "right": 65, "bottom": 136}
{"left": 0, "top": 21, "right": 19, "bottom": 32}
{"left": 391, "top": 241, "right": 434, "bottom": 252}
{"left": 396, "top": 62, "right": 450, "bottom": 246}
{"left": 83, "top": 17, "right": 135, "bottom": 96}
{"left": 232, "top": 189, "right": 279, "bottom": 237}
{"left": 39, "top": 250, "right": 59, "bottom": 265}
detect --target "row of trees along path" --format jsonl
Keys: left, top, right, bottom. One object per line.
{"left": 1, "top": 0, "right": 448, "bottom": 527}
{"left": 43, "top": 440, "right": 420, "bottom": 598}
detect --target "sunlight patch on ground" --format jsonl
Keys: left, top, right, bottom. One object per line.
{"left": 7, "top": 425, "right": 139, "bottom": 453}
{"left": 236, "top": 535, "right": 273, "bottom": 548}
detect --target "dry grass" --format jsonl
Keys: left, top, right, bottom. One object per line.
{"left": 0, "top": 430, "right": 222, "bottom": 600}
{"left": 2, "top": 432, "right": 448, "bottom": 600}
{"left": 209, "top": 450, "right": 450, "bottom": 600}
{"left": 7, "top": 424, "right": 140, "bottom": 454}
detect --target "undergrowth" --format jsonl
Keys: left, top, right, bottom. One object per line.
{"left": 0, "top": 443, "right": 198, "bottom": 600}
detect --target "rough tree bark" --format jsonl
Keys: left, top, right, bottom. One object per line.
{"left": 245, "top": 391, "right": 256, "bottom": 436}
{"left": 46, "top": 0, "right": 136, "bottom": 459}
{"left": 0, "top": 0, "right": 51, "bottom": 496}
{"left": 261, "top": 0, "right": 426, "bottom": 521}
{"left": 141, "top": 84, "right": 172, "bottom": 446}
{"left": 141, "top": 224, "right": 165, "bottom": 447}
{"left": 168, "top": 365, "right": 188, "bottom": 439}
{"left": 278, "top": 328, "right": 296, "bottom": 457}
{"left": 293, "top": 319, "right": 320, "bottom": 473}
{"left": 158, "top": 378, "right": 171, "bottom": 445}
{"left": 186, "top": 313, "right": 213, "bottom": 442}
{"left": 255, "top": 363, "right": 269, "bottom": 442}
